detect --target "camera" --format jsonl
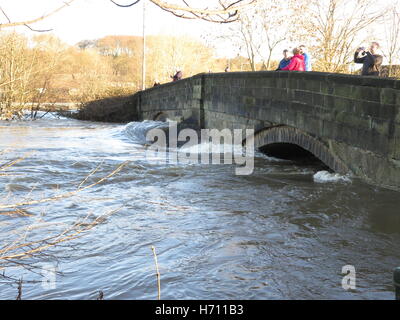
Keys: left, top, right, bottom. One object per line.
{"left": 358, "top": 47, "right": 366, "bottom": 55}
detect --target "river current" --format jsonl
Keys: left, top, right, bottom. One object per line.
{"left": 0, "top": 115, "right": 399, "bottom": 300}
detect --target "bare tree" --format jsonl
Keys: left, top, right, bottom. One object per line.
{"left": 382, "top": 2, "right": 400, "bottom": 77}
{"left": 0, "top": 32, "right": 68, "bottom": 120}
{"left": 298, "top": 0, "right": 389, "bottom": 72}
{"left": 256, "top": 1, "right": 295, "bottom": 70}
{"left": 237, "top": 12, "right": 260, "bottom": 71}
{"left": 214, "top": 0, "right": 294, "bottom": 71}
{"left": 0, "top": 32, "right": 37, "bottom": 119}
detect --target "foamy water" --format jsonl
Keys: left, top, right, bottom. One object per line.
{"left": 313, "top": 171, "right": 352, "bottom": 184}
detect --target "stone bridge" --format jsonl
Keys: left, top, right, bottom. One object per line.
{"left": 128, "top": 71, "right": 400, "bottom": 191}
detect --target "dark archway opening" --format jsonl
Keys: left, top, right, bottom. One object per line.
{"left": 259, "top": 143, "right": 330, "bottom": 170}
{"left": 153, "top": 112, "right": 168, "bottom": 122}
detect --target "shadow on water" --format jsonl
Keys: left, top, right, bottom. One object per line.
{"left": 259, "top": 143, "right": 331, "bottom": 171}
{"left": 360, "top": 187, "right": 400, "bottom": 235}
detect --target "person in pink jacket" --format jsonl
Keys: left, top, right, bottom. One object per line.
{"left": 282, "top": 48, "right": 305, "bottom": 71}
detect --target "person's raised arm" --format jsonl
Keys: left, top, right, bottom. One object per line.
{"left": 354, "top": 50, "right": 366, "bottom": 64}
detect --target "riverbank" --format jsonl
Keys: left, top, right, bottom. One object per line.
{"left": 65, "top": 95, "right": 137, "bottom": 123}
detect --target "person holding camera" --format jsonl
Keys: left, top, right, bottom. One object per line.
{"left": 354, "top": 42, "right": 383, "bottom": 76}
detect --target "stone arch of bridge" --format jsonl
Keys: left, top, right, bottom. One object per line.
{"left": 246, "top": 126, "right": 351, "bottom": 174}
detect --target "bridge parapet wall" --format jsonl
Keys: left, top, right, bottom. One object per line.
{"left": 137, "top": 74, "right": 203, "bottom": 129}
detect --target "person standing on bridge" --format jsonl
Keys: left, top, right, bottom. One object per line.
{"left": 354, "top": 42, "right": 383, "bottom": 76}
{"left": 276, "top": 49, "right": 291, "bottom": 70}
{"left": 281, "top": 48, "right": 305, "bottom": 71}
{"left": 171, "top": 69, "right": 183, "bottom": 82}
{"left": 299, "top": 45, "right": 312, "bottom": 71}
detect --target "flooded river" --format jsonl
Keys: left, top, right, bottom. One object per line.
{"left": 0, "top": 115, "right": 399, "bottom": 300}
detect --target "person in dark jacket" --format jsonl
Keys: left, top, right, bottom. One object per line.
{"left": 276, "top": 49, "right": 291, "bottom": 70}
{"left": 171, "top": 70, "right": 183, "bottom": 82}
{"left": 354, "top": 42, "right": 383, "bottom": 76}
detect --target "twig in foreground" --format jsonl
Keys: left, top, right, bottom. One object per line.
{"left": 151, "top": 246, "right": 161, "bottom": 300}
{"left": 16, "top": 278, "right": 22, "bottom": 300}
{"left": 97, "top": 291, "right": 104, "bottom": 300}
{"left": 0, "top": 161, "right": 130, "bottom": 210}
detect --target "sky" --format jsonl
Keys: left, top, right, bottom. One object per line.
{"left": 0, "top": 0, "right": 214, "bottom": 45}
{"left": 0, "top": 0, "right": 398, "bottom": 64}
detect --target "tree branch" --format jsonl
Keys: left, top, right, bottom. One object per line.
{"left": 148, "top": 0, "right": 255, "bottom": 23}
{"left": 0, "top": 0, "right": 75, "bottom": 29}
{"left": 109, "top": 0, "right": 255, "bottom": 23}
{"left": 109, "top": 0, "right": 142, "bottom": 7}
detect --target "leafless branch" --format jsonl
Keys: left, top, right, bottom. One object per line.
{"left": 0, "top": 153, "right": 127, "bottom": 286}
{"left": 23, "top": 24, "right": 53, "bottom": 33}
{"left": 0, "top": 1, "right": 75, "bottom": 31}
{"left": 110, "top": 0, "right": 256, "bottom": 23}
{"left": 110, "top": 0, "right": 142, "bottom": 7}
{"left": 0, "top": 161, "right": 129, "bottom": 210}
